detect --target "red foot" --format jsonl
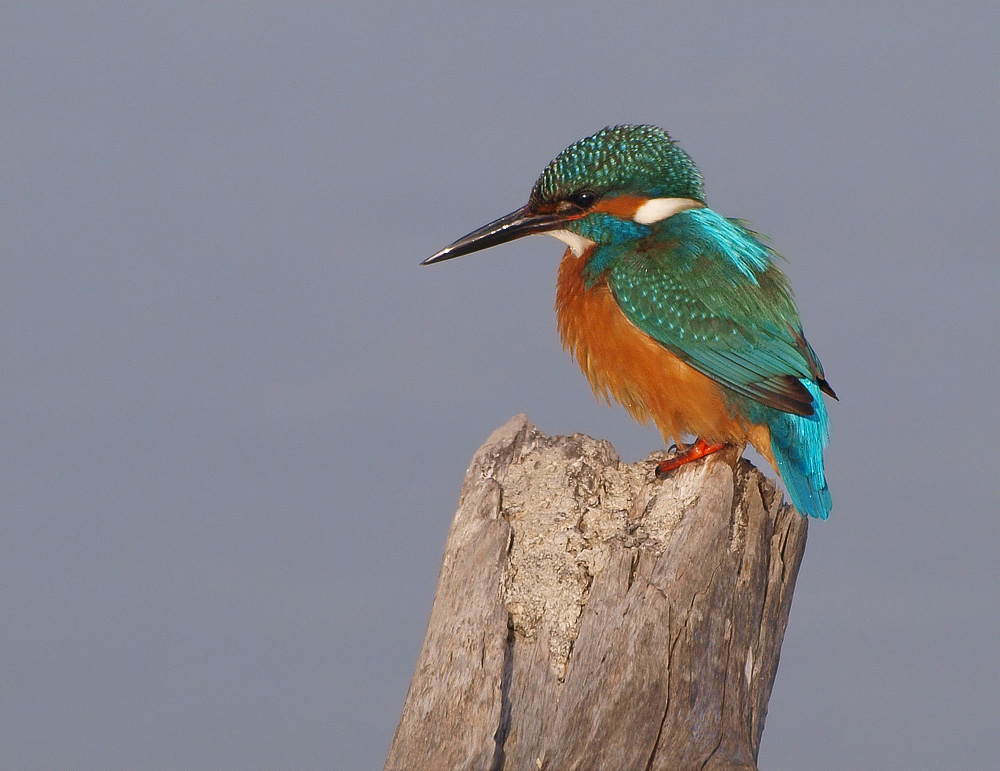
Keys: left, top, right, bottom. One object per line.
{"left": 655, "top": 438, "right": 727, "bottom": 479}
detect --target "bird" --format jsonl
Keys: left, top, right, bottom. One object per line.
{"left": 423, "top": 125, "right": 835, "bottom": 519}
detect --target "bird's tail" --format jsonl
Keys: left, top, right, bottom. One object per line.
{"left": 768, "top": 379, "right": 832, "bottom": 519}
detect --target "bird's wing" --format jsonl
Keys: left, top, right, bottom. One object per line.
{"left": 606, "top": 217, "right": 831, "bottom": 417}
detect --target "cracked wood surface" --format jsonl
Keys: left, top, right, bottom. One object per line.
{"left": 385, "top": 415, "right": 808, "bottom": 771}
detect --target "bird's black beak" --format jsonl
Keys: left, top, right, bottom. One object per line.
{"left": 421, "top": 205, "right": 568, "bottom": 265}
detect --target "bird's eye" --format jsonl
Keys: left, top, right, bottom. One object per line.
{"left": 568, "top": 190, "right": 598, "bottom": 209}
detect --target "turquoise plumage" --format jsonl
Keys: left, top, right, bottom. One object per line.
{"left": 424, "top": 125, "right": 835, "bottom": 519}
{"left": 609, "top": 209, "right": 834, "bottom": 518}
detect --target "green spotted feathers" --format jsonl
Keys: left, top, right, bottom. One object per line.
{"left": 530, "top": 125, "right": 705, "bottom": 205}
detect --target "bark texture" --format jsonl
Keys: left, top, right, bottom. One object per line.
{"left": 385, "top": 415, "right": 808, "bottom": 771}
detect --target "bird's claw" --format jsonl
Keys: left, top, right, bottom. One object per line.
{"left": 654, "top": 438, "right": 727, "bottom": 479}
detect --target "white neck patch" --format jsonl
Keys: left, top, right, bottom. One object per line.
{"left": 546, "top": 229, "right": 595, "bottom": 257}
{"left": 632, "top": 197, "right": 704, "bottom": 225}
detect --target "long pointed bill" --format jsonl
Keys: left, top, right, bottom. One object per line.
{"left": 422, "top": 205, "right": 567, "bottom": 265}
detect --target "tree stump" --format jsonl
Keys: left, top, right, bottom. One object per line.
{"left": 386, "top": 414, "right": 808, "bottom": 771}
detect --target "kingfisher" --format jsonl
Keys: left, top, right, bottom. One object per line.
{"left": 423, "top": 125, "right": 835, "bottom": 519}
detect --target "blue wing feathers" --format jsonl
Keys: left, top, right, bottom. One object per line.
{"left": 609, "top": 209, "right": 826, "bottom": 417}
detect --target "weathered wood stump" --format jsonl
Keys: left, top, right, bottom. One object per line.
{"left": 386, "top": 415, "right": 808, "bottom": 771}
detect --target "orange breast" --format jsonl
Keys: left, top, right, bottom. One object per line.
{"left": 556, "top": 248, "right": 773, "bottom": 460}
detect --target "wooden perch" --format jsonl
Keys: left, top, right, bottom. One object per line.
{"left": 385, "top": 415, "right": 808, "bottom": 771}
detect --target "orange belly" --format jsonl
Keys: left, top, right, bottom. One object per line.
{"left": 556, "top": 248, "right": 774, "bottom": 464}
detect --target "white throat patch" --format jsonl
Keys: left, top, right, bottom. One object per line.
{"left": 632, "top": 197, "right": 704, "bottom": 225}
{"left": 546, "top": 229, "right": 595, "bottom": 257}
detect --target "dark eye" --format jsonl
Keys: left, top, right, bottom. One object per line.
{"left": 568, "top": 190, "right": 598, "bottom": 209}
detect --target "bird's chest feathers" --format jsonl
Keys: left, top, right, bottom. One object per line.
{"left": 555, "top": 247, "right": 746, "bottom": 444}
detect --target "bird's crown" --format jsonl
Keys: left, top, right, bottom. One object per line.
{"left": 529, "top": 125, "right": 705, "bottom": 206}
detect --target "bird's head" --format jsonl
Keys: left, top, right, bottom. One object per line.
{"left": 423, "top": 125, "right": 706, "bottom": 264}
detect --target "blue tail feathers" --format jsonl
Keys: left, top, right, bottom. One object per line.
{"left": 767, "top": 379, "right": 832, "bottom": 519}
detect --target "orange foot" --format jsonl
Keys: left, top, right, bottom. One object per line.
{"left": 655, "top": 438, "right": 727, "bottom": 479}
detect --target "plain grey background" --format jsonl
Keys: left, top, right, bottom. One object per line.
{"left": 4, "top": 3, "right": 998, "bottom": 770}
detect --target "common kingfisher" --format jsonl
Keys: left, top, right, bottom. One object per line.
{"left": 423, "top": 125, "right": 836, "bottom": 519}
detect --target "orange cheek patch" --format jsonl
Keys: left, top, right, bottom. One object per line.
{"left": 592, "top": 195, "right": 648, "bottom": 219}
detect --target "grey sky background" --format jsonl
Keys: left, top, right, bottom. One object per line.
{"left": 3, "top": 3, "right": 998, "bottom": 770}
